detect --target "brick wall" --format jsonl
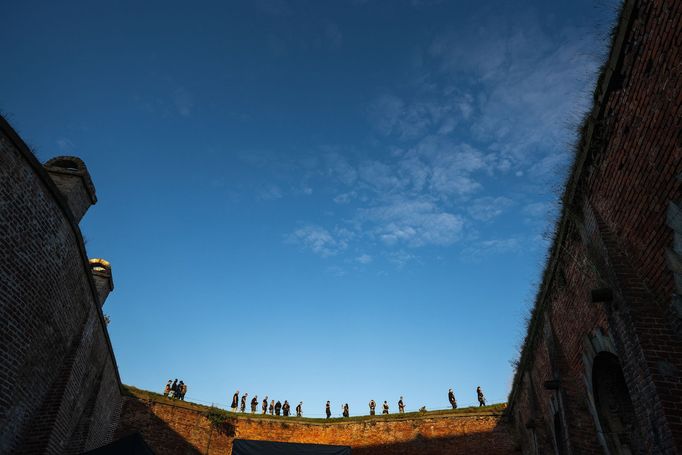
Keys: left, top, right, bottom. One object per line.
{"left": 0, "top": 116, "right": 122, "bottom": 453}
{"left": 116, "top": 395, "right": 519, "bottom": 455}
{"left": 508, "top": 0, "right": 682, "bottom": 453}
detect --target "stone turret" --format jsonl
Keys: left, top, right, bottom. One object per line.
{"left": 44, "top": 156, "right": 97, "bottom": 222}
{"left": 89, "top": 258, "right": 114, "bottom": 306}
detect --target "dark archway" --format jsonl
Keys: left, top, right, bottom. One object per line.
{"left": 592, "top": 352, "right": 636, "bottom": 454}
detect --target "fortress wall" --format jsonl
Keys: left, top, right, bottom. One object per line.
{"left": 508, "top": 0, "right": 682, "bottom": 453}
{"left": 0, "top": 117, "right": 122, "bottom": 454}
{"left": 116, "top": 395, "right": 518, "bottom": 455}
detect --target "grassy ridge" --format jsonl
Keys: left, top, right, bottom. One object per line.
{"left": 123, "top": 384, "right": 507, "bottom": 424}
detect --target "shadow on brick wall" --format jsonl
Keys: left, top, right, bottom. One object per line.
{"left": 116, "top": 395, "right": 519, "bottom": 455}
{"left": 114, "top": 397, "right": 213, "bottom": 454}
{"left": 352, "top": 428, "right": 520, "bottom": 455}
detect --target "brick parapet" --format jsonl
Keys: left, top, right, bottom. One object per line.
{"left": 116, "top": 394, "right": 519, "bottom": 455}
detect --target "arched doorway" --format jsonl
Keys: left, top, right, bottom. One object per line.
{"left": 592, "top": 352, "right": 636, "bottom": 454}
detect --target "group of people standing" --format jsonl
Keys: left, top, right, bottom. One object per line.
{"left": 447, "top": 386, "right": 486, "bottom": 409}
{"left": 231, "top": 391, "right": 304, "bottom": 417}
{"left": 227, "top": 387, "right": 486, "bottom": 418}
{"left": 163, "top": 379, "right": 187, "bottom": 400}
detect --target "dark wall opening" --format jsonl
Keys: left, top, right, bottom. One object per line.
{"left": 592, "top": 352, "right": 637, "bottom": 454}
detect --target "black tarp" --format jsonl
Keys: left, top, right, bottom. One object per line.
{"left": 82, "top": 432, "right": 155, "bottom": 454}
{"left": 232, "top": 439, "right": 351, "bottom": 455}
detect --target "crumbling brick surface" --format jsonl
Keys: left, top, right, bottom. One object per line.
{"left": 117, "top": 396, "right": 519, "bottom": 455}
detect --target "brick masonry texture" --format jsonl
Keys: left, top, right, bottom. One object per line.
{"left": 0, "top": 116, "right": 122, "bottom": 454}
{"left": 116, "top": 395, "right": 519, "bottom": 455}
{"left": 507, "top": 0, "right": 682, "bottom": 454}
{"left": 2, "top": 0, "right": 680, "bottom": 453}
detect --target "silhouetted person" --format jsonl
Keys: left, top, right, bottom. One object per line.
{"left": 342, "top": 403, "right": 349, "bottom": 418}
{"left": 251, "top": 396, "right": 258, "bottom": 413}
{"left": 382, "top": 401, "right": 389, "bottom": 415}
{"left": 231, "top": 390, "right": 240, "bottom": 412}
{"left": 398, "top": 396, "right": 405, "bottom": 413}
{"left": 448, "top": 388, "right": 457, "bottom": 409}
{"left": 275, "top": 400, "right": 282, "bottom": 416}
{"left": 283, "top": 400, "right": 290, "bottom": 417}
{"left": 241, "top": 393, "right": 248, "bottom": 412}
{"left": 477, "top": 386, "right": 486, "bottom": 407}
{"left": 369, "top": 400, "right": 376, "bottom": 416}
{"left": 326, "top": 401, "right": 331, "bottom": 419}
{"left": 163, "top": 380, "right": 171, "bottom": 398}
{"left": 296, "top": 401, "right": 303, "bottom": 417}
{"left": 262, "top": 396, "right": 268, "bottom": 414}
{"left": 170, "top": 379, "right": 178, "bottom": 399}
{"left": 179, "top": 381, "right": 187, "bottom": 400}
{"left": 269, "top": 400, "right": 275, "bottom": 415}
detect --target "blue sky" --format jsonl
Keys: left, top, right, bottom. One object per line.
{"left": 1, "top": 0, "right": 618, "bottom": 416}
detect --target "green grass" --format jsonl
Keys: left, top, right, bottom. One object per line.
{"left": 123, "top": 384, "right": 507, "bottom": 424}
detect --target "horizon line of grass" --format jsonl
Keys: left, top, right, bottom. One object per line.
{"left": 123, "top": 384, "right": 507, "bottom": 423}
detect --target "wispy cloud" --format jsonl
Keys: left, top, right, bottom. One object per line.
{"left": 255, "top": 9, "right": 599, "bottom": 269}
{"left": 462, "top": 238, "right": 521, "bottom": 261}
{"left": 356, "top": 254, "right": 372, "bottom": 264}
{"left": 358, "top": 199, "right": 463, "bottom": 247}
{"left": 287, "top": 225, "right": 349, "bottom": 257}
{"left": 56, "top": 137, "right": 75, "bottom": 152}
{"left": 468, "top": 197, "right": 514, "bottom": 221}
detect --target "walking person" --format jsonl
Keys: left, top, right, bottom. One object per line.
{"left": 325, "top": 401, "right": 331, "bottom": 419}
{"left": 241, "top": 393, "right": 248, "bottom": 412}
{"left": 269, "top": 400, "right": 275, "bottom": 415}
{"left": 231, "top": 390, "right": 240, "bottom": 412}
{"left": 369, "top": 399, "right": 376, "bottom": 416}
{"left": 382, "top": 401, "right": 389, "bottom": 415}
{"left": 283, "top": 400, "right": 290, "bottom": 417}
{"left": 251, "top": 396, "right": 258, "bottom": 413}
{"left": 163, "top": 380, "right": 171, "bottom": 398}
{"left": 477, "top": 386, "right": 486, "bottom": 407}
{"left": 296, "top": 401, "right": 303, "bottom": 417}
{"left": 448, "top": 388, "right": 457, "bottom": 409}
{"left": 342, "top": 403, "right": 349, "bottom": 418}
{"left": 179, "top": 381, "right": 187, "bottom": 401}
{"left": 170, "top": 379, "right": 178, "bottom": 399}
{"left": 398, "top": 396, "right": 405, "bottom": 413}
{"left": 262, "top": 396, "right": 269, "bottom": 415}
{"left": 275, "top": 400, "right": 282, "bottom": 416}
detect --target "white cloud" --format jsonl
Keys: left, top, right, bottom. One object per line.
{"left": 523, "top": 201, "right": 552, "bottom": 218}
{"left": 359, "top": 199, "right": 464, "bottom": 247}
{"left": 468, "top": 197, "right": 514, "bottom": 221}
{"left": 287, "top": 225, "right": 348, "bottom": 257}
{"left": 356, "top": 254, "right": 373, "bottom": 264}
{"left": 462, "top": 238, "right": 521, "bottom": 260}
{"left": 388, "top": 250, "right": 417, "bottom": 268}
{"left": 333, "top": 192, "right": 356, "bottom": 204}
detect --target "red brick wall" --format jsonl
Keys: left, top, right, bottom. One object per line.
{"left": 509, "top": 0, "right": 682, "bottom": 453}
{"left": 117, "top": 396, "right": 519, "bottom": 455}
{"left": 0, "top": 117, "right": 122, "bottom": 454}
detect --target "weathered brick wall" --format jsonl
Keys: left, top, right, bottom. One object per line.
{"left": 509, "top": 0, "right": 682, "bottom": 453}
{"left": 0, "top": 117, "right": 122, "bottom": 453}
{"left": 117, "top": 396, "right": 519, "bottom": 455}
